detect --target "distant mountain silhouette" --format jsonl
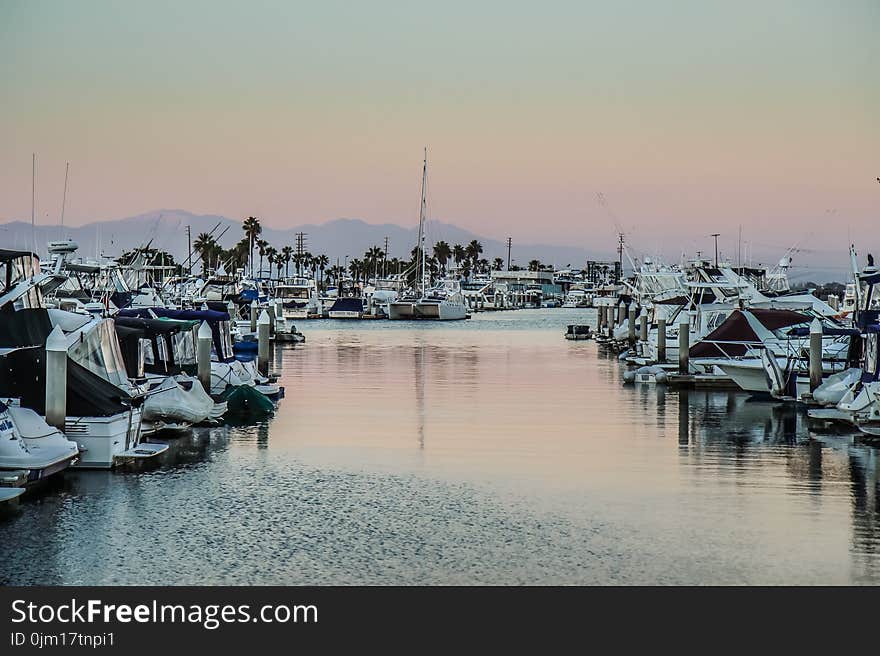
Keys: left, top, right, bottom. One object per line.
{"left": 0, "top": 209, "right": 611, "bottom": 270}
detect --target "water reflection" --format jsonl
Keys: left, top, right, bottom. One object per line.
{"left": 2, "top": 310, "right": 880, "bottom": 584}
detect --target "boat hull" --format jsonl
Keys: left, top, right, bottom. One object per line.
{"left": 389, "top": 300, "right": 467, "bottom": 321}
{"left": 66, "top": 409, "right": 153, "bottom": 469}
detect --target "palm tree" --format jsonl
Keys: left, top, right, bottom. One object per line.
{"left": 477, "top": 258, "right": 489, "bottom": 274}
{"left": 242, "top": 216, "right": 262, "bottom": 275}
{"left": 364, "top": 246, "right": 384, "bottom": 281}
{"left": 492, "top": 257, "right": 504, "bottom": 271}
{"left": 351, "top": 258, "right": 367, "bottom": 284}
{"left": 292, "top": 252, "right": 304, "bottom": 277}
{"left": 256, "top": 239, "right": 269, "bottom": 278}
{"left": 193, "top": 232, "right": 216, "bottom": 274}
{"left": 264, "top": 246, "right": 278, "bottom": 281}
{"left": 433, "top": 241, "right": 452, "bottom": 274}
{"left": 280, "top": 245, "right": 293, "bottom": 278}
{"left": 426, "top": 256, "right": 439, "bottom": 284}
{"left": 452, "top": 244, "right": 466, "bottom": 268}
{"left": 466, "top": 239, "right": 483, "bottom": 268}
{"left": 315, "top": 254, "right": 329, "bottom": 290}
{"left": 528, "top": 259, "right": 542, "bottom": 272}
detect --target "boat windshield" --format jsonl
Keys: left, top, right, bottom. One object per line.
{"left": 0, "top": 252, "right": 43, "bottom": 309}
{"left": 277, "top": 287, "right": 310, "bottom": 300}
{"left": 1, "top": 253, "right": 41, "bottom": 291}
{"left": 69, "top": 320, "right": 131, "bottom": 389}
{"left": 171, "top": 330, "right": 197, "bottom": 366}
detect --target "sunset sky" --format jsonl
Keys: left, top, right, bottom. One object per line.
{"left": 1, "top": 1, "right": 877, "bottom": 265}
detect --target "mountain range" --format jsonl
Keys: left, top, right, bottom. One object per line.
{"left": 0, "top": 209, "right": 611, "bottom": 270}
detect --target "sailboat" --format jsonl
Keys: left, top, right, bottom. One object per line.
{"left": 388, "top": 149, "right": 467, "bottom": 321}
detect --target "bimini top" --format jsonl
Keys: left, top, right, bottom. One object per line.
{"left": 114, "top": 315, "right": 198, "bottom": 336}
{"left": 0, "top": 249, "right": 39, "bottom": 262}
{"left": 117, "top": 307, "right": 230, "bottom": 322}
{"left": 689, "top": 308, "right": 812, "bottom": 358}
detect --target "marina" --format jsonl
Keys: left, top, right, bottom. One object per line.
{"left": 2, "top": 299, "right": 880, "bottom": 584}
{"left": 3, "top": 208, "right": 880, "bottom": 587}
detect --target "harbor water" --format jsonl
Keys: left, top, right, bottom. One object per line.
{"left": 2, "top": 309, "right": 879, "bottom": 585}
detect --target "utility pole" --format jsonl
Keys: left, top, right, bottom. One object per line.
{"left": 711, "top": 233, "right": 720, "bottom": 268}
{"left": 186, "top": 225, "right": 192, "bottom": 275}
{"left": 617, "top": 233, "right": 624, "bottom": 281}
{"left": 506, "top": 237, "right": 512, "bottom": 271}
{"left": 295, "top": 232, "right": 307, "bottom": 276}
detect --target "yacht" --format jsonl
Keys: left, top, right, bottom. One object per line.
{"left": 276, "top": 276, "right": 321, "bottom": 319}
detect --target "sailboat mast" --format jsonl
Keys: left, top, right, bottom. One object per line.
{"left": 31, "top": 153, "right": 37, "bottom": 255}
{"left": 60, "top": 161, "right": 70, "bottom": 240}
{"left": 418, "top": 147, "right": 428, "bottom": 296}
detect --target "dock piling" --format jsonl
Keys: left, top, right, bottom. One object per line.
{"left": 678, "top": 313, "right": 690, "bottom": 374}
{"left": 657, "top": 317, "right": 667, "bottom": 362}
{"left": 258, "top": 309, "right": 271, "bottom": 375}
{"left": 45, "top": 325, "right": 67, "bottom": 430}
{"left": 639, "top": 310, "right": 648, "bottom": 343}
{"left": 197, "top": 320, "right": 212, "bottom": 393}
{"left": 250, "top": 300, "right": 258, "bottom": 333}
{"left": 809, "top": 319, "right": 823, "bottom": 392}
{"left": 628, "top": 305, "right": 637, "bottom": 344}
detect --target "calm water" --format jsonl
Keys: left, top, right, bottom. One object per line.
{"left": 2, "top": 309, "right": 879, "bottom": 585}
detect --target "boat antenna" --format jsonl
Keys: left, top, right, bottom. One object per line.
{"left": 60, "top": 161, "right": 70, "bottom": 239}
{"left": 31, "top": 153, "right": 37, "bottom": 256}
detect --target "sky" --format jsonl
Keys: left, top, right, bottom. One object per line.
{"left": 1, "top": 0, "right": 878, "bottom": 271}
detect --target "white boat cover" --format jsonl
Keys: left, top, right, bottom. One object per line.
{"left": 812, "top": 368, "right": 861, "bottom": 407}
{"left": 142, "top": 376, "right": 214, "bottom": 424}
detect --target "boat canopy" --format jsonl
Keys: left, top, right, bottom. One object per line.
{"left": 116, "top": 307, "right": 233, "bottom": 362}
{"left": 114, "top": 315, "right": 200, "bottom": 377}
{"left": 0, "top": 307, "right": 53, "bottom": 348}
{"left": 117, "top": 307, "right": 230, "bottom": 322}
{"left": 0, "top": 345, "right": 134, "bottom": 417}
{"left": 689, "top": 308, "right": 812, "bottom": 358}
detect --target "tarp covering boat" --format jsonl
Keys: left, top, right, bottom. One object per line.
{"left": 142, "top": 375, "right": 214, "bottom": 424}
{"left": 328, "top": 298, "right": 364, "bottom": 314}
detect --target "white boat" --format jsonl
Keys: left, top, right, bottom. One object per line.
{"left": 562, "top": 289, "right": 590, "bottom": 308}
{"left": 276, "top": 277, "right": 321, "bottom": 319}
{"left": 0, "top": 397, "right": 79, "bottom": 483}
{"left": 388, "top": 150, "right": 468, "bottom": 322}
{"left": 0, "top": 249, "right": 168, "bottom": 469}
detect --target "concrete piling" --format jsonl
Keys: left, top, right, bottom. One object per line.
{"left": 258, "top": 309, "right": 271, "bottom": 375}
{"left": 657, "top": 317, "right": 667, "bottom": 363}
{"left": 197, "top": 321, "right": 213, "bottom": 394}
{"left": 678, "top": 312, "right": 690, "bottom": 375}
{"left": 809, "top": 319, "right": 823, "bottom": 392}
{"left": 45, "top": 325, "right": 67, "bottom": 430}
